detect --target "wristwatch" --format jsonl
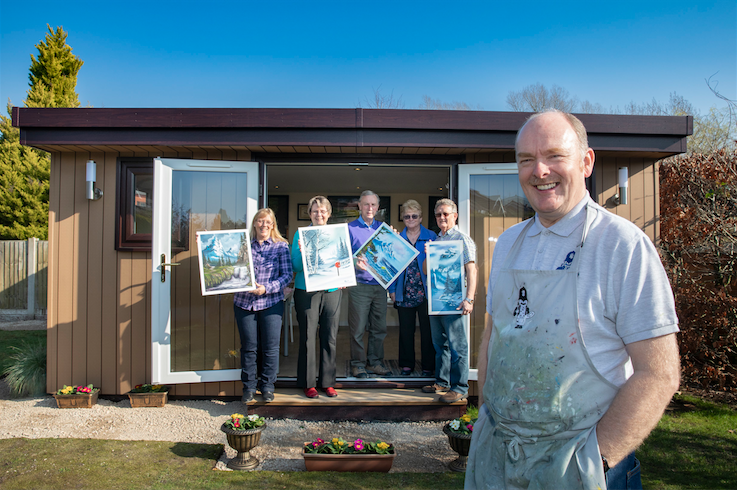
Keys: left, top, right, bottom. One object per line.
{"left": 601, "top": 455, "right": 610, "bottom": 473}
{"left": 464, "top": 297, "right": 474, "bottom": 304}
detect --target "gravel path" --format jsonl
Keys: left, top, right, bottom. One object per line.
{"left": 0, "top": 379, "right": 457, "bottom": 473}
{"left": 0, "top": 319, "right": 458, "bottom": 472}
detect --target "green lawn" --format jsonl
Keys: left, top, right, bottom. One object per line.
{"left": 1, "top": 329, "right": 734, "bottom": 489}
{"left": 637, "top": 394, "right": 737, "bottom": 489}
{"left": 0, "top": 438, "right": 464, "bottom": 490}
{"left": 0, "top": 394, "right": 734, "bottom": 489}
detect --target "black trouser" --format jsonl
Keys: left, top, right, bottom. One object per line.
{"left": 397, "top": 298, "right": 434, "bottom": 373}
{"left": 295, "top": 288, "right": 342, "bottom": 388}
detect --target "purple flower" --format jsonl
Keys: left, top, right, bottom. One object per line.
{"left": 354, "top": 439, "right": 364, "bottom": 451}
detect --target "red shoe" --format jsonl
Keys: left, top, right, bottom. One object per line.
{"left": 323, "top": 387, "right": 338, "bottom": 397}
{"left": 304, "top": 387, "right": 319, "bottom": 398}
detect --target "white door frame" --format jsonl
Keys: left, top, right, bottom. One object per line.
{"left": 151, "top": 158, "right": 259, "bottom": 384}
{"left": 458, "top": 162, "right": 519, "bottom": 381}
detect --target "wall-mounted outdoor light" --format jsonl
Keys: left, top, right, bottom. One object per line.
{"left": 613, "top": 167, "right": 628, "bottom": 206}
{"left": 86, "top": 160, "right": 103, "bottom": 200}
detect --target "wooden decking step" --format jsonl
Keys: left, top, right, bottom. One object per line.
{"left": 244, "top": 387, "right": 467, "bottom": 422}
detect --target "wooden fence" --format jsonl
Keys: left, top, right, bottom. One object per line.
{"left": 0, "top": 238, "right": 48, "bottom": 318}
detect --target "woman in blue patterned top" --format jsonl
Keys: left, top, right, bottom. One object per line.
{"left": 389, "top": 200, "right": 437, "bottom": 377}
{"left": 234, "top": 208, "right": 293, "bottom": 404}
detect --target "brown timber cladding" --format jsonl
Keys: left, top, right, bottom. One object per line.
{"left": 46, "top": 149, "right": 252, "bottom": 397}
{"left": 46, "top": 149, "right": 662, "bottom": 397}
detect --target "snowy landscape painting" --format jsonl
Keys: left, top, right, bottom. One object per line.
{"left": 196, "top": 229, "right": 256, "bottom": 296}
{"left": 353, "top": 222, "right": 418, "bottom": 289}
{"left": 299, "top": 223, "right": 356, "bottom": 292}
{"left": 427, "top": 240, "right": 466, "bottom": 315}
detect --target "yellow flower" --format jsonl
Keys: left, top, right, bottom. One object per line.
{"left": 337, "top": 440, "right": 345, "bottom": 446}
{"left": 61, "top": 386, "right": 73, "bottom": 394}
{"left": 231, "top": 413, "right": 244, "bottom": 419}
{"left": 332, "top": 438, "right": 339, "bottom": 444}
{"left": 377, "top": 442, "right": 390, "bottom": 450}
{"left": 461, "top": 414, "right": 471, "bottom": 422}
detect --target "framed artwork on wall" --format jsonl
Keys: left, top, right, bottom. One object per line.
{"left": 298, "top": 203, "right": 310, "bottom": 221}
{"left": 328, "top": 195, "right": 391, "bottom": 224}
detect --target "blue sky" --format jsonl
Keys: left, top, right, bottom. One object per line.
{"left": 1, "top": 1, "right": 735, "bottom": 114}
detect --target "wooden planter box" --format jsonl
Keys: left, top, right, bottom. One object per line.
{"left": 53, "top": 390, "right": 99, "bottom": 409}
{"left": 302, "top": 451, "right": 396, "bottom": 472}
{"left": 127, "top": 391, "right": 168, "bottom": 408}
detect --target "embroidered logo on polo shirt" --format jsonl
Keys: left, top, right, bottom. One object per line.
{"left": 556, "top": 251, "right": 576, "bottom": 270}
{"left": 513, "top": 287, "right": 534, "bottom": 328}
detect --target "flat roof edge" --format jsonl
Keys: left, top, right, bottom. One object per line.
{"left": 12, "top": 107, "right": 693, "bottom": 137}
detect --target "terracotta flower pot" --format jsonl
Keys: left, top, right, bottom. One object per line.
{"left": 302, "top": 451, "right": 396, "bottom": 472}
{"left": 53, "top": 390, "right": 99, "bottom": 409}
{"left": 220, "top": 423, "right": 266, "bottom": 471}
{"left": 443, "top": 423, "right": 473, "bottom": 472}
{"left": 127, "top": 391, "right": 168, "bottom": 408}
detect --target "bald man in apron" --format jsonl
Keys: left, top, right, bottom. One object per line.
{"left": 466, "top": 111, "right": 680, "bottom": 490}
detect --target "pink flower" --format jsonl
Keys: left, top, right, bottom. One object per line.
{"left": 316, "top": 438, "right": 325, "bottom": 445}
{"left": 354, "top": 439, "right": 364, "bottom": 451}
{"left": 234, "top": 419, "right": 240, "bottom": 428}
{"left": 467, "top": 424, "right": 473, "bottom": 432}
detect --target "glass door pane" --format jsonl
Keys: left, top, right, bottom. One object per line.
{"left": 170, "top": 171, "right": 249, "bottom": 373}
{"left": 152, "top": 158, "right": 258, "bottom": 384}
{"left": 459, "top": 164, "right": 534, "bottom": 373}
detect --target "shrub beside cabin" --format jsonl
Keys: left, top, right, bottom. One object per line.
{"left": 12, "top": 108, "right": 691, "bottom": 397}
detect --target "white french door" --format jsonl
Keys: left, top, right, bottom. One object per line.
{"left": 458, "top": 163, "right": 533, "bottom": 380}
{"left": 151, "top": 158, "right": 259, "bottom": 384}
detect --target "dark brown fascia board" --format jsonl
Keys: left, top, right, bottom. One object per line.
{"left": 12, "top": 106, "right": 692, "bottom": 137}
{"left": 16, "top": 127, "right": 687, "bottom": 155}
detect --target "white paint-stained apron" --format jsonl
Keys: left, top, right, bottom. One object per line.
{"left": 466, "top": 206, "right": 618, "bottom": 490}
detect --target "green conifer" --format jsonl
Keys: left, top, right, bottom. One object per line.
{"left": 0, "top": 25, "right": 83, "bottom": 239}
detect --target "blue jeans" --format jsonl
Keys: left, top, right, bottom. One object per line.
{"left": 234, "top": 301, "right": 284, "bottom": 394}
{"left": 429, "top": 314, "right": 469, "bottom": 395}
{"left": 606, "top": 452, "right": 642, "bottom": 490}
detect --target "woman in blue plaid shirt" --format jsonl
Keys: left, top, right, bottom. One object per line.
{"left": 234, "top": 208, "right": 293, "bottom": 403}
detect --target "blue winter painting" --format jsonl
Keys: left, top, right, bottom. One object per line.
{"left": 299, "top": 223, "right": 356, "bottom": 292}
{"left": 196, "top": 229, "right": 256, "bottom": 296}
{"left": 353, "top": 222, "right": 419, "bottom": 289}
{"left": 427, "top": 240, "right": 466, "bottom": 315}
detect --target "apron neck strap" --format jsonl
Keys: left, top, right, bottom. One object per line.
{"left": 502, "top": 204, "right": 596, "bottom": 270}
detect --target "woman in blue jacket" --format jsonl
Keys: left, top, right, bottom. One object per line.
{"left": 389, "top": 200, "right": 437, "bottom": 377}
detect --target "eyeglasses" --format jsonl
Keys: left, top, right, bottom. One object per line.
{"left": 435, "top": 212, "right": 453, "bottom": 218}
{"left": 403, "top": 214, "right": 419, "bottom": 220}
{"left": 256, "top": 219, "right": 273, "bottom": 226}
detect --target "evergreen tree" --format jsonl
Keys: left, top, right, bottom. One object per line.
{"left": 0, "top": 25, "right": 83, "bottom": 240}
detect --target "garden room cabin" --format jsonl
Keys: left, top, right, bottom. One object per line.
{"left": 12, "top": 107, "right": 691, "bottom": 400}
